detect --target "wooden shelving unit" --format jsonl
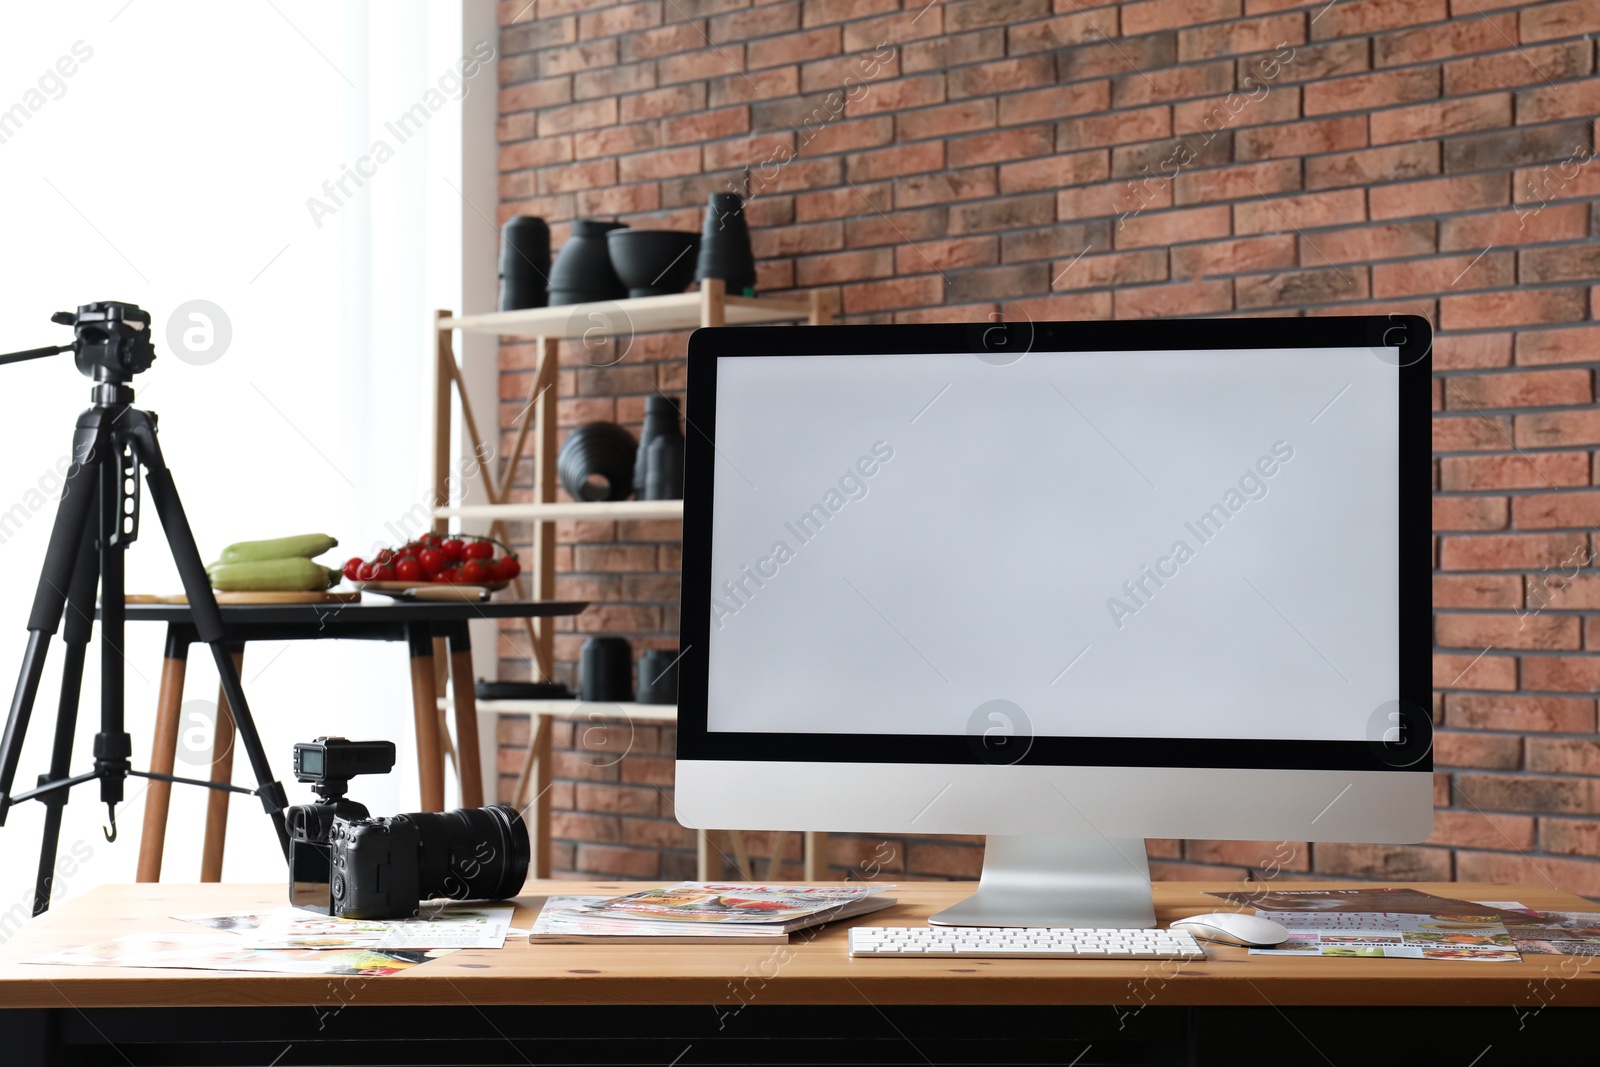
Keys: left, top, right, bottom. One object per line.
{"left": 432, "top": 279, "right": 830, "bottom": 880}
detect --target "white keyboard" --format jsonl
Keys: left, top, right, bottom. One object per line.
{"left": 848, "top": 925, "right": 1206, "bottom": 959}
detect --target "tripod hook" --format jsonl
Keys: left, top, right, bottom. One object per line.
{"left": 102, "top": 803, "right": 117, "bottom": 842}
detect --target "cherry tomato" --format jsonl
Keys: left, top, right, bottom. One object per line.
{"left": 397, "top": 542, "right": 420, "bottom": 559}
{"left": 460, "top": 560, "right": 488, "bottom": 584}
{"left": 356, "top": 561, "right": 380, "bottom": 581}
{"left": 440, "top": 539, "right": 465, "bottom": 562}
{"left": 463, "top": 540, "right": 494, "bottom": 561}
{"left": 374, "top": 548, "right": 395, "bottom": 564}
{"left": 343, "top": 557, "right": 364, "bottom": 581}
{"left": 373, "top": 563, "right": 397, "bottom": 581}
{"left": 437, "top": 566, "right": 459, "bottom": 584}
{"left": 495, "top": 556, "right": 521, "bottom": 580}
{"left": 417, "top": 548, "right": 444, "bottom": 577}
{"left": 395, "top": 558, "right": 422, "bottom": 582}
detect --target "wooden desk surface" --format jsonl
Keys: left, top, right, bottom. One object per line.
{"left": 2, "top": 881, "right": 1597, "bottom": 1009}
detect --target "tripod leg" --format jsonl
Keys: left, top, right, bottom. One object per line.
{"left": 124, "top": 417, "right": 289, "bottom": 855}
{"left": 33, "top": 517, "right": 100, "bottom": 915}
{"left": 96, "top": 446, "right": 131, "bottom": 813}
{"left": 0, "top": 418, "right": 103, "bottom": 823}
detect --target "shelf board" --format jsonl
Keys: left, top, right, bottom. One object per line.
{"left": 435, "top": 500, "right": 683, "bottom": 522}
{"left": 441, "top": 697, "right": 677, "bottom": 722}
{"left": 440, "top": 291, "right": 811, "bottom": 339}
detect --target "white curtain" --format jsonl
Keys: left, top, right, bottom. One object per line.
{"left": 0, "top": 0, "right": 488, "bottom": 913}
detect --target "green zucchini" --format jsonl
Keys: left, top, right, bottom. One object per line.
{"left": 209, "top": 557, "right": 336, "bottom": 592}
{"left": 219, "top": 533, "right": 338, "bottom": 564}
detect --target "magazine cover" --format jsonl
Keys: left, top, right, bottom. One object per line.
{"left": 576, "top": 882, "right": 888, "bottom": 924}
{"left": 1246, "top": 910, "right": 1521, "bottom": 960}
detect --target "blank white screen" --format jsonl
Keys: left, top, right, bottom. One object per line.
{"left": 705, "top": 348, "right": 1399, "bottom": 743}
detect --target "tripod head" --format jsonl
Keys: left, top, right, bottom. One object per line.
{"left": 0, "top": 301, "right": 157, "bottom": 384}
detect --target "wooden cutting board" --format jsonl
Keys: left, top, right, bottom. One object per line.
{"left": 124, "top": 591, "right": 363, "bottom": 605}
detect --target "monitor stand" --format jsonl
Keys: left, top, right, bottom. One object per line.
{"left": 927, "top": 835, "right": 1156, "bottom": 928}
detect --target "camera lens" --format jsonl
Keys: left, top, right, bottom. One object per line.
{"left": 406, "top": 804, "right": 530, "bottom": 903}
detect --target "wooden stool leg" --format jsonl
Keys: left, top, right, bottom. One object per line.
{"left": 136, "top": 630, "right": 188, "bottom": 883}
{"left": 200, "top": 646, "right": 242, "bottom": 883}
{"left": 511, "top": 713, "right": 553, "bottom": 878}
{"left": 446, "top": 624, "right": 483, "bottom": 808}
{"left": 408, "top": 624, "right": 446, "bottom": 812}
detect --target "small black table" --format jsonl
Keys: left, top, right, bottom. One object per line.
{"left": 112, "top": 598, "right": 586, "bottom": 883}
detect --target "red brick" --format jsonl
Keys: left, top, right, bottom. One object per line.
{"left": 794, "top": 249, "right": 893, "bottom": 286}
{"left": 1174, "top": 159, "right": 1301, "bottom": 205}
{"left": 1517, "top": 410, "right": 1600, "bottom": 449}
{"left": 1448, "top": 41, "right": 1593, "bottom": 97}
{"left": 1426, "top": 810, "right": 1536, "bottom": 851}
{"left": 1062, "top": 178, "right": 1171, "bottom": 221}
{"left": 894, "top": 167, "right": 999, "bottom": 208}
{"left": 572, "top": 123, "right": 659, "bottom": 159}
{"left": 1112, "top": 62, "right": 1235, "bottom": 108}
{"left": 1432, "top": 413, "right": 1511, "bottom": 452}
{"left": 1171, "top": 235, "right": 1297, "bottom": 278}
{"left": 1234, "top": 189, "right": 1366, "bottom": 235}
{"left": 1541, "top": 820, "right": 1600, "bottom": 859}
{"left": 841, "top": 276, "right": 945, "bottom": 314}
{"left": 1433, "top": 651, "right": 1517, "bottom": 690}
{"left": 841, "top": 8, "right": 946, "bottom": 53}
{"left": 747, "top": 27, "right": 839, "bottom": 70}
{"left": 1437, "top": 612, "right": 1578, "bottom": 651}
{"left": 1306, "top": 221, "right": 1436, "bottom": 265}
{"left": 947, "top": 126, "right": 1055, "bottom": 168}
{"left": 847, "top": 206, "right": 944, "bottom": 247}
{"left": 1516, "top": 79, "right": 1600, "bottom": 126}
{"left": 1184, "top": 840, "right": 1310, "bottom": 871}
{"left": 1523, "top": 656, "right": 1600, "bottom": 694}
{"left": 1445, "top": 693, "right": 1596, "bottom": 733}
{"left": 1371, "top": 94, "right": 1512, "bottom": 147}
{"left": 844, "top": 74, "right": 945, "bottom": 116}
{"left": 1115, "top": 278, "right": 1234, "bottom": 318}
{"left": 1432, "top": 333, "right": 1510, "bottom": 371}
{"left": 1456, "top": 773, "right": 1600, "bottom": 815}
{"left": 1445, "top": 369, "right": 1593, "bottom": 410}
{"left": 1440, "top": 203, "right": 1589, "bottom": 252}
{"left": 1178, "top": 13, "right": 1304, "bottom": 61}
{"left": 1432, "top": 496, "right": 1508, "bottom": 532}
{"left": 1122, "top": 0, "right": 1242, "bottom": 35}
{"left": 660, "top": 107, "right": 749, "bottom": 146}
{"left": 1235, "top": 116, "right": 1366, "bottom": 161}
{"left": 998, "top": 81, "right": 1111, "bottom": 126}
{"left": 1370, "top": 174, "right": 1507, "bottom": 221}
{"left": 1053, "top": 249, "right": 1169, "bottom": 291}
{"left": 1520, "top": 1, "right": 1600, "bottom": 43}
{"left": 1313, "top": 842, "right": 1453, "bottom": 881}
{"left": 1522, "top": 246, "right": 1600, "bottom": 286}
{"left": 1236, "top": 266, "right": 1369, "bottom": 308}
{"left": 1515, "top": 491, "right": 1600, "bottom": 530}
{"left": 1528, "top": 737, "right": 1600, "bottom": 774}
{"left": 845, "top": 141, "right": 944, "bottom": 182}
{"left": 897, "top": 100, "right": 996, "bottom": 143}
{"left": 895, "top": 237, "right": 999, "bottom": 274}
{"left": 1529, "top": 574, "right": 1600, "bottom": 611}
{"left": 499, "top": 78, "right": 574, "bottom": 114}
{"left": 1457, "top": 851, "right": 1600, "bottom": 894}
{"left": 1058, "top": 107, "right": 1174, "bottom": 151}
{"left": 1114, "top": 204, "right": 1233, "bottom": 249}
{"left": 1308, "top": 143, "right": 1439, "bottom": 191}
{"left": 1440, "top": 532, "right": 1589, "bottom": 570}
{"left": 1436, "top": 731, "right": 1524, "bottom": 770}
{"left": 1373, "top": 252, "right": 1512, "bottom": 299}
{"left": 1376, "top": 13, "right": 1515, "bottom": 67}
{"left": 1517, "top": 324, "right": 1600, "bottom": 367}
{"left": 949, "top": 194, "right": 1056, "bottom": 235}
{"left": 1312, "top": 0, "right": 1447, "bottom": 40}
{"left": 999, "top": 149, "right": 1109, "bottom": 194}
{"left": 541, "top": 40, "right": 620, "bottom": 77}
{"left": 1440, "top": 288, "right": 1588, "bottom": 331}
{"left": 1304, "top": 68, "right": 1440, "bottom": 116}
{"left": 905, "top": 27, "right": 1007, "bottom": 72}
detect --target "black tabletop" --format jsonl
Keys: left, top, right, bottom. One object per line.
{"left": 105, "top": 599, "right": 588, "bottom": 625}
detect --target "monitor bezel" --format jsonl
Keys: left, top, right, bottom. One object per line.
{"left": 676, "top": 316, "right": 1432, "bottom": 773}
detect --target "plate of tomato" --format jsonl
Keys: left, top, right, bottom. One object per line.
{"left": 343, "top": 533, "right": 522, "bottom": 592}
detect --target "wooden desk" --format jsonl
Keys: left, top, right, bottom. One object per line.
{"left": 3, "top": 881, "right": 1597, "bottom": 1065}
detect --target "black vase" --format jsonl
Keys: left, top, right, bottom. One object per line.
{"left": 581, "top": 636, "right": 634, "bottom": 703}
{"left": 548, "top": 219, "right": 629, "bottom": 306}
{"left": 557, "top": 422, "right": 637, "bottom": 502}
{"left": 645, "top": 434, "right": 684, "bottom": 501}
{"left": 636, "top": 648, "right": 679, "bottom": 704}
{"left": 634, "top": 395, "right": 683, "bottom": 498}
{"left": 498, "top": 216, "right": 550, "bottom": 311}
{"left": 694, "top": 193, "right": 756, "bottom": 295}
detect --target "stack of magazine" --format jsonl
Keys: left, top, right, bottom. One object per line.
{"left": 530, "top": 882, "right": 897, "bottom": 944}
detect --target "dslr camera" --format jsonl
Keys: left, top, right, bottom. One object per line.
{"left": 287, "top": 737, "right": 530, "bottom": 920}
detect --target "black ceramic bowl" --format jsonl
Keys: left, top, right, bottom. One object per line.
{"left": 607, "top": 230, "right": 702, "bottom": 298}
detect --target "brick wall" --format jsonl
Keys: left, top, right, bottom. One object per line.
{"left": 494, "top": 0, "right": 1600, "bottom": 892}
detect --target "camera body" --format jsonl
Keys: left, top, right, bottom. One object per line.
{"left": 288, "top": 738, "right": 530, "bottom": 920}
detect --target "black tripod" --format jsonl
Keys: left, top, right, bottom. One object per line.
{"left": 0, "top": 302, "right": 289, "bottom": 916}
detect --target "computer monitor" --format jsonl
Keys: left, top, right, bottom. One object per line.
{"left": 675, "top": 317, "right": 1432, "bottom": 928}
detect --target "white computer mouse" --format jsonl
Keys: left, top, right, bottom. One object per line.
{"left": 1169, "top": 911, "right": 1291, "bottom": 947}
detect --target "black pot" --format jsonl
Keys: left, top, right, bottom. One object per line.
{"left": 695, "top": 193, "right": 756, "bottom": 295}
{"left": 606, "top": 229, "right": 701, "bottom": 298}
{"left": 581, "top": 636, "right": 633, "bottom": 703}
{"left": 634, "top": 395, "right": 683, "bottom": 498}
{"left": 636, "top": 648, "right": 679, "bottom": 704}
{"left": 548, "top": 219, "right": 628, "bottom": 306}
{"left": 645, "top": 433, "right": 684, "bottom": 501}
{"left": 557, "top": 422, "right": 638, "bottom": 502}
{"left": 499, "top": 216, "right": 550, "bottom": 311}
